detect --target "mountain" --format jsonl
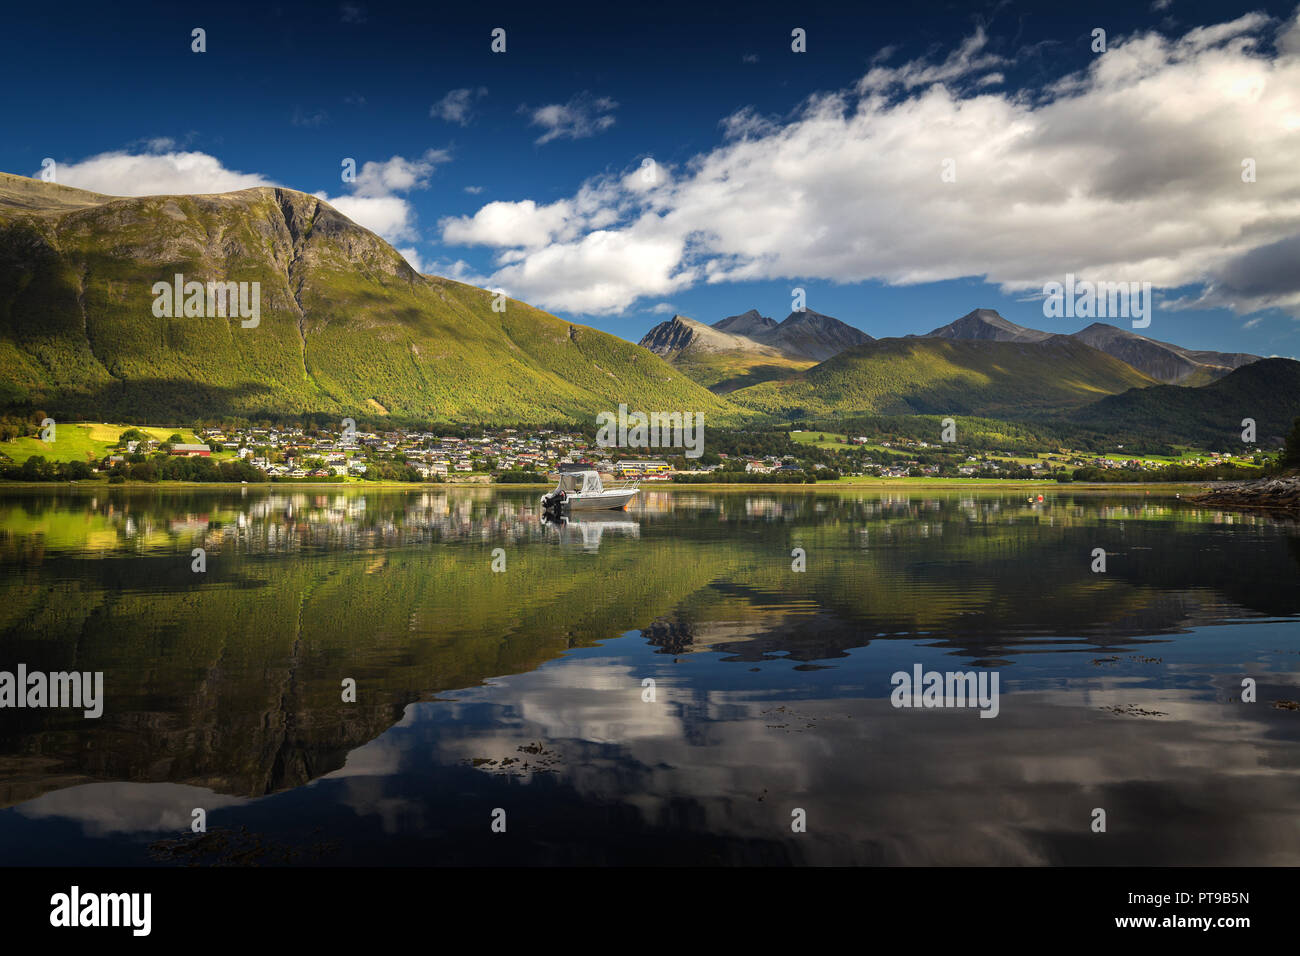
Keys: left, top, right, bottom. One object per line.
{"left": 924, "top": 308, "right": 1053, "bottom": 343}
{"left": 639, "top": 313, "right": 792, "bottom": 359}
{"left": 726, "top": 336, "right": 1157, "bottom": 419}
{"left": 0, "top": 173, "right": 734, "bottom": 423}
{"left": 637, "top": 314, "right": 814, "bottom": 392}
{"left": 712, "top": 309, "right": 778, "bottom": 338}
{"left": 641, "top": 307, "right": 873, "bottom": 364}
{"left": 1068, "top": 357, "right": 1300, "bottom": 446}
{"left": 922, "top": 310, "right": 1262, "bottom": 385}
{"left": 766, "top": 309, "right": 874, "bottom": 361}
{"left": 639, "top": 307, "right": 873, "bottom": 391}
{"left": 1071, "top": 322, "right": 1260, "bottom": 385}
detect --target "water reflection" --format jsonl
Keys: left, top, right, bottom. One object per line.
{"left": 0, "top": 485, "right": 1297, "bottom": 865}
{"left": 542, "top": 513, "right": 641, "bottom": 551}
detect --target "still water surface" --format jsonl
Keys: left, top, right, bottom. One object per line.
{"left": 1, "top": 485, "right": 1297, "bottom": 865}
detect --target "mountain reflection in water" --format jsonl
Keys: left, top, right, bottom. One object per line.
{"left": 0, "top": 486, "right": 1297, "bottom": 865}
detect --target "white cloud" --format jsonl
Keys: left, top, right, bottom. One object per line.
{"left": 859, "top": 25, "right": 1006, "bottom": 91}
{"left": 47, "top": 143, "right": 453, "bottom": 248}
{"left": 440, "top": 179, "right": 624, "bottom": 251}
{"left": 424, "top": 257, "right": 494, "bottom": 288}
{"left": 442, "top": 198, "right": 572, "bottom": 248}
{"left": 431, "top": 87, "right": 487, "bottom": 125}
{"left": 45, "top": 150, "right": 273, "bottom": 196}
{"left": 439, "top": 10, "right": 1300, "bottom": 317}
{"left": 523, "top": 92, "right": 618, "bottom": 144}
{"left": 316, "top": 149, "right": 450, "bottom": 243}
{"left": 322, "top": 194, "right": 423, "bottom": 241}
{"left": 483, "top": 216, "right": 692, "bottom": 315}
{"left": 350, "top": 150, "right": 449, "bottom": 198}
{"left": 397, "top": 246, "right": 426, "bottom": 273}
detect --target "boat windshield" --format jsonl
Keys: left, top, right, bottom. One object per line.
{"left": 555, "top": 471, "right": 608, "bottom": 494}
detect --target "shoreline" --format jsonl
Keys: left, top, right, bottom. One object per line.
{"left": 0, "top": 477, "right": 1213, "bottom": 493}
{"left": 1191, "top": 474, "right": 1300, "bottom": 514}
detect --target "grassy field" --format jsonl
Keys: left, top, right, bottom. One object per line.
{"left": 789, "top": 430, "right": 850, "bottom": 449}
{"left": 0, "top": 422, "right": 202, "bottom": 465}
{"left": 790, "top": 430, "right": 1264, "bottom": 471}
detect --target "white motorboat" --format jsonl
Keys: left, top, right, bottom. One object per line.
{"left": 541, "top": 470, "right": 638, "bottom": 514}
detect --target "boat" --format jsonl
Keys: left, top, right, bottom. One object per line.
{"left": 540, "top": 470, "right": 638, "bottom": 514}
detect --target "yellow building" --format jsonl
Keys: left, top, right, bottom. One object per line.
{"left": 617, "top": 460, "right": 671, "bottom": 477}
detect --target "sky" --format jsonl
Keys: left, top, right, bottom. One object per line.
{"left": 2, "top": 0, "right": 1299, "bottom": 357}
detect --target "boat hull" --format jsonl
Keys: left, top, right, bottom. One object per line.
{"left": 564, "top": 489, "right": 637, "bottom": 511}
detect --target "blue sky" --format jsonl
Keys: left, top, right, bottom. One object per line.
{"left": 3, "top": 0, "right": 1299, "bottom": 357}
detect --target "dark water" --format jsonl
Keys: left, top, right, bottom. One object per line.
{"left": 0, "top": 485, "right": 1297, "bottom": 865}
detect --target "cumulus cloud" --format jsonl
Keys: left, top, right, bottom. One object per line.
{"left": 44, "top": 144, "right": 451, "bottom": 250}
{"left": 396, "top": 246, "right": 426, "bottom": 273}
{"left": 423, "top": 257, "right": 495, "bottom": 288}
{"left": 439, "top": 9, "right": 1300, "bottom": 316}
{"left": 350, "top": 151, "right": 450, "bottom": 198}
{"left": 44, "top": 149, "right": 273, "bottom": 197}
{"left": 440, "top": 179, "right": 624, "bottom": 249}
{"left": 522, "top": 92, "right": 618, "bottom": 144}
{"left": 316, "top": 149, "right": 450, "bottom": 243}
{"left": 431, "top": 87, "right": 487, "bottom": 125}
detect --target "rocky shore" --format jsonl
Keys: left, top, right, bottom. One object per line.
{"left": 1193, "top": 473, "right": 1300, "bottom": 514}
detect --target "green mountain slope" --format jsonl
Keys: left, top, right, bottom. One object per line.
{"left": 0, "top": 173, "right": 735, "bottom": 423}
{"left": 725, "top": 336, "right": 1158, "bottom": 419}
{"left": 1068, "top": 357, "right": 1300, "bottom": 446}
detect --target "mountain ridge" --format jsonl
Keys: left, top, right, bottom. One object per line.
{"left": 1071, "top": 321, "right": 1260, "bottom": 385}
{"left": 724, "top": 335, "right": 1160, "bottom": 419}
{"left": 923, "top": 308, "right": 1054, "bottom": 344}
{"left": 0, "top": 172, "right": 737, "bottom": 424}
{"left": 1070, "top": 358, "right": 1300, "bottom": 445}
{"left": 639, "top": 307, "right": 873, "bottom": 363}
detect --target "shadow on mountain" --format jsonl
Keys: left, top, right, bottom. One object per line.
{"left": 5, "top": 379, "right": 280, "bottom": 423}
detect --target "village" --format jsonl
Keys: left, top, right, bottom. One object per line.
{"left": 78, "top": 423, "right": 1266, "bottom": 484}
